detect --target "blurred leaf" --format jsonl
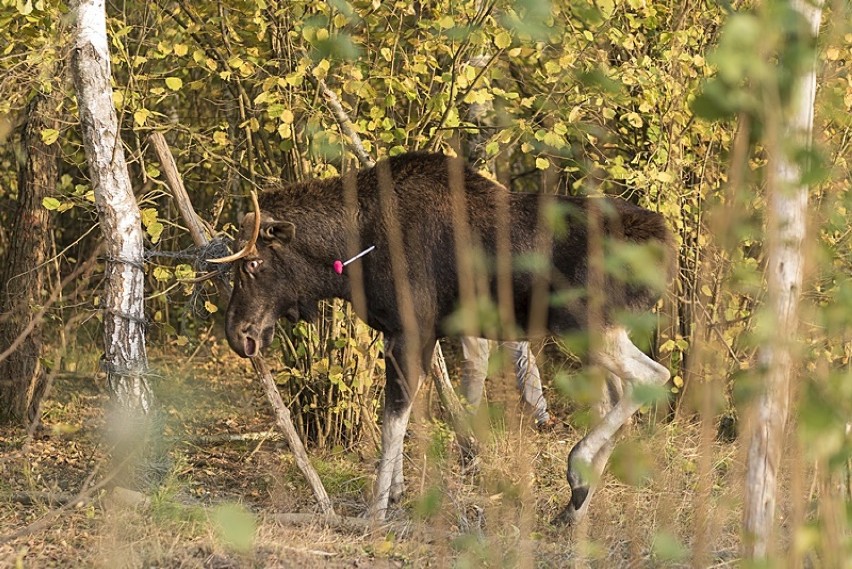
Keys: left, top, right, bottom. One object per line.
{"left": 651, "top": 530, "right": 688, "bottom": 562}
{"left": 211, "top": 503, "right": 256, "bottom": 553}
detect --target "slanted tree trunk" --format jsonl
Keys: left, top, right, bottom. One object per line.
{"left": 70, "top": 0, "right": 153, "bottom": 413}
{"left": 742, "top": 0, "right": 822, "bottom": 559}
{"left": 0, "top": 91, "right": 57, "bottom": 425}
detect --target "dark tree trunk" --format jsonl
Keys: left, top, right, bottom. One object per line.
{"left": 0, "top": 92, "right": 57, "bottom": 425}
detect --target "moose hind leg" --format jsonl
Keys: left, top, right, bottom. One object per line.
{"left": 558, "top": 327, "right": 669, "bottom": 525}
{"left": 553, "top": 372, "right": 622, "bottom": 525}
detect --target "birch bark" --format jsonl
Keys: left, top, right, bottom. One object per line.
{"left": 71, "top": 0, "right": 153, "bottom": 413}
{"left": 742, "top": 0, "right": 822, "bottom": 558}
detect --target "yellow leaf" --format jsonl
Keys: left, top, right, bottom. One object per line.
{"left": 311, "top": 59, "right": 330, "bottom": 80}
{"left": 173, "top": 43, "right": 188, "bottom": 57}
{"left": 494, "top": 31, "right": 511, "bottom": 50}
{"left": 213, "top": 131, "right": 229, "bottom": 146}
{"left": 597, "top": 0, "right": 615, "bottom": 20}
{"left": 140, "top": 208, "right": 158, "bottom": 227}
{"left": 568, "top": 106, "right": 583, "bottom": 124}
{"left": 535, "top": 157, "right": 550, "bottom": 170}
{"left": 204, "top": 301, "right": 218, "bottom": 314}
{"left": 153, "top": 266, "right": 171, "bottom": 282}
{"left": 656, "top": 171, "right": 674, "bottom": 183}
{"left": 281, "top": 109, "right": 295, "bottom": 124}
{"left": 40, "top": 128, "right": 59, "bottom": 145}
{"left": 42, "top": 197, "right": 60, "bottom": 210}
{"left": 165, "top": 77, "right": 183, "bottom": 91}
{"left": 16, "top": 0, "right": 33, "bottom": 15}
{"left": 147, "top": 222, "right": 164, "bottom": 243}
{"left": 133, "top": 108, "right": 151, "bottom": 127}
{"left": 625, "top": 112, "right": 643, "bottom": 128}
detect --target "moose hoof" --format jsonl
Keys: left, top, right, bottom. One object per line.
{"left": 552, "top": 504, "right": 581, "bottom": 526}
{"left": 551, "top": 486, "right": 590, "bottom": 526}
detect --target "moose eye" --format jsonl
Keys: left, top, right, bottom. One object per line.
{"left": 245, "top": 259, "right": 263, "bottom": 276}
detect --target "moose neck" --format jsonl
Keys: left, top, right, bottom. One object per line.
{"left": 288, "top": 202, "right": 366, "bottom": 306}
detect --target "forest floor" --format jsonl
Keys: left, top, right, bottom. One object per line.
{"left": 0, "top": 339, "right": 746, "bottom": 568}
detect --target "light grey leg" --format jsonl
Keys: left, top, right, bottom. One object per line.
{"left": 557, "top": 327, "right": 669, "bottom": 525}
{"left": 367, "top": 338, "right": 431, "bottom": 521}
{"left": 506, "top": 340, "right": 550, "bottom": 424}
{"left": 390, "top": 440, "right": 405, "bottom": 503}
{"left": 369, "top": 401, "right": 413, "bottom": 520}
{"left": 460, "top": 336, "right": 490, "bottom": 409}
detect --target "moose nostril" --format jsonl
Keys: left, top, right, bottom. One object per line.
{"left": 244, "top": 336, "right": 257, "bottom": 357}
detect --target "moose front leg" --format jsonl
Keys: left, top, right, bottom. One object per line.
{"left": 366, "top": 336, "right": 431, "bottom": 520}
{"left": 557, "top": 327, "right": 670, "bottom": 525}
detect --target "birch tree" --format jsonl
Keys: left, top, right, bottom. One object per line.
{"left": 743, "top": 0, "right": 823, "bottom": 559}
{"left": 70, "top": 0, "right": 153, "bottom": 414}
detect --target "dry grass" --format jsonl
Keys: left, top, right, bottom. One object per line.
{"left": 0, "top": 343, "right": 756, "bottom": 568}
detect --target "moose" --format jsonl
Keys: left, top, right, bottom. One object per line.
{"left": 214, "top": 152, "right": 673, "bottom": 523}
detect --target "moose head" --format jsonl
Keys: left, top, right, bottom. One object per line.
{"left": 209, "top": 192, "right": 306, "bottom": 358}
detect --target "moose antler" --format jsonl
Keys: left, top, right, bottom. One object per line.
{"left": 207, "top": 190, "right": 262, "bottom": 264}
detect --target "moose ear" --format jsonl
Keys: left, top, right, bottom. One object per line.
{"left": 261, "top": 220, "right": 296, "bottom": 243}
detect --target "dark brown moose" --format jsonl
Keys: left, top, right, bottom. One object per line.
{"left": 215, "top": 152, "right": 673, "bottom": 523}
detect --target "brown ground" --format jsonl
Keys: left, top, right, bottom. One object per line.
{"left": 0, "top": 339, "right": 744, "bottom": 568}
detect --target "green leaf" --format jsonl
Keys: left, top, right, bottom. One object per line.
{"left": 165, "top": 77, "right": 183, "bottom": 91}
{"left": 212, "top": 503, "right": 255, "bottom": 553}
{"left": 42, "top": 197, "right": 61, "bottom": 210}
{"left": 652, "top": 530, "right": 688, "bottom": 562}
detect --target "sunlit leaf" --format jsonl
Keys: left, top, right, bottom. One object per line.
{"left": 165, "top": 77, "right": 182, "bottom": 91}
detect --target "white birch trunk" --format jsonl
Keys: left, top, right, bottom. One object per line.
{"left": 71, "top": 0, "right": 153, "bottom": 413}
{"left": 743, "top": 0, "right": 822, "bottom": 558}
